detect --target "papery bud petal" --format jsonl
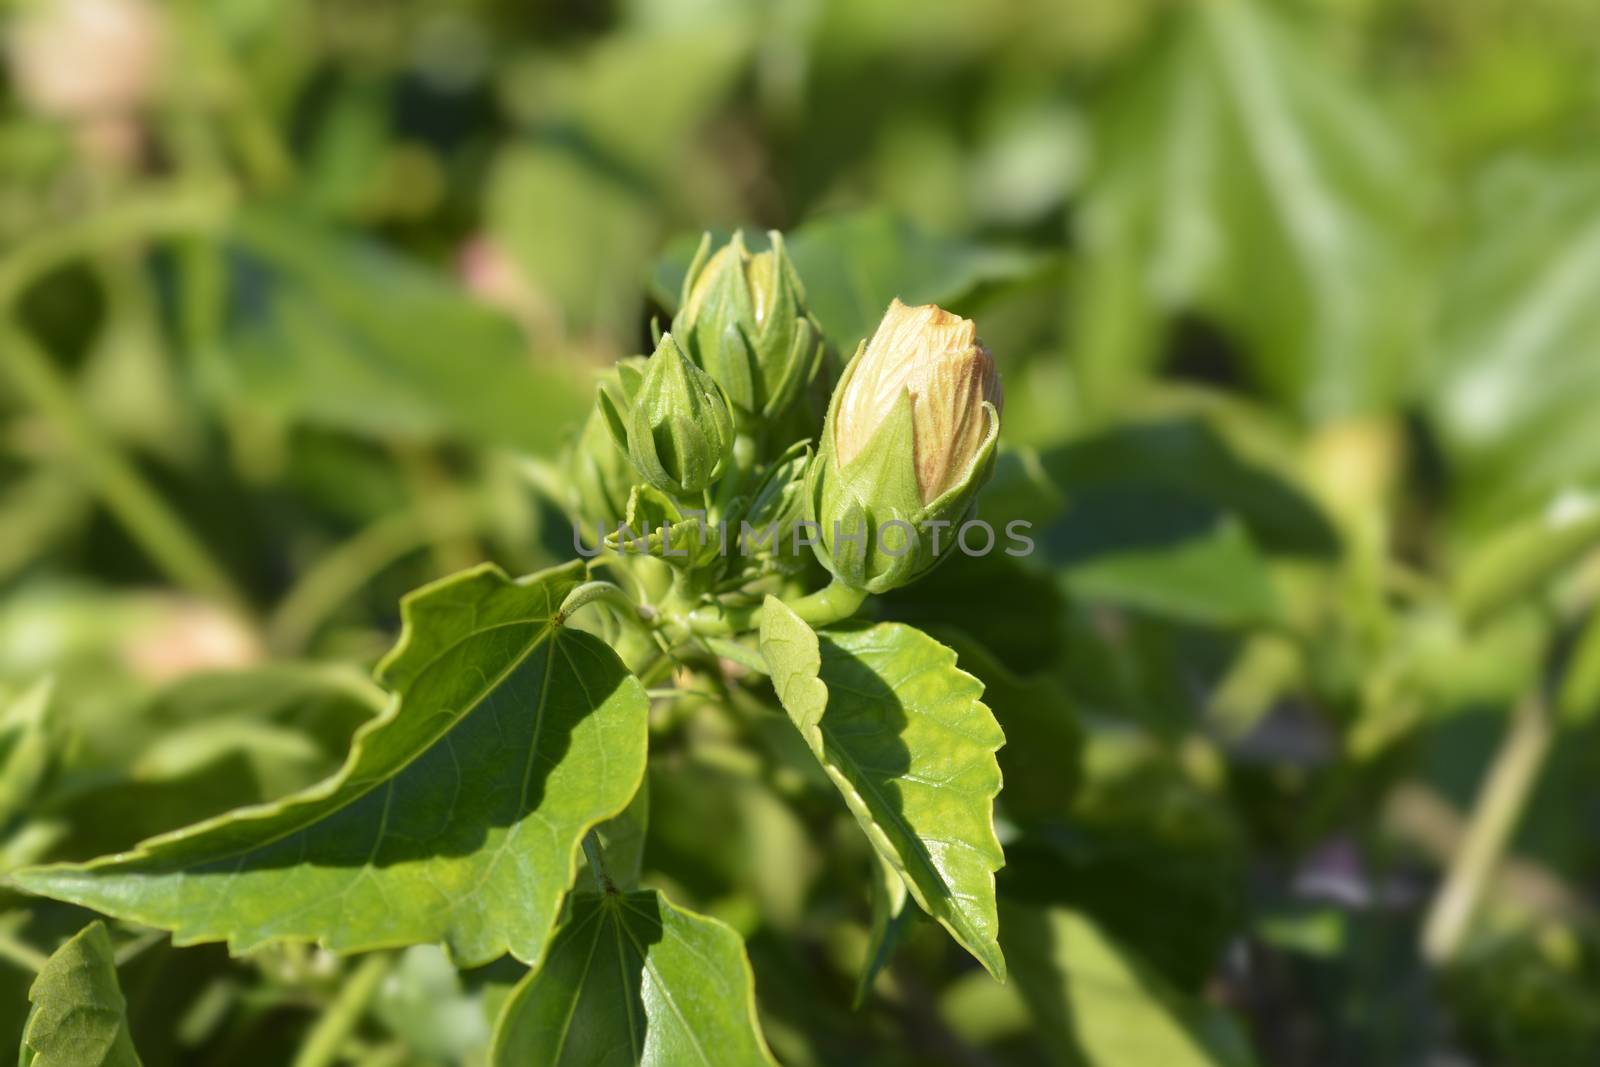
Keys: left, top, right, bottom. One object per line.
{"left": 834, "top": 299, "right": 1001, "bottom": 504}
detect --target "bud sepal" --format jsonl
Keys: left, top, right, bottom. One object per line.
{"left": 673, "top": 231, "right": 827, "bottom": 430}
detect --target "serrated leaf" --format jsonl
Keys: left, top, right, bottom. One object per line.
{"left": 16, "top": 562, "right": 648, "bottom": 968}
{"left": 758, "top": 597, "right": 1006, "bottom": 979}
{"left": 21, "top": 921, "right": 141, "bottom": 1067}
{"left": 488, "top": 889, "right": 777, "bottom": 1067}
{"left": 1004, "top": 904, "right": 1256, "bottom": 1067}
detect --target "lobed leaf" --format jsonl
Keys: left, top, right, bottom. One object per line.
{"left": 489, "top": 888, "right": 776, "bottom": 1066}
{"left": 16, "top": 562, "right": 648, "bottom": 968}
{"left": 759, "top": 598, "right": 1006, "bottom": 979}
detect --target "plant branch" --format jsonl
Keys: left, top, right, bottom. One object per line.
{"left": 290, "top": 952, "right": 391, "bottom": 1067}
{"left": 1421, "top": 692, "right": 1555, "bottom": 965}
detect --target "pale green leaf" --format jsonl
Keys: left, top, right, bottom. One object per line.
{"left": 1076, "top": 0, "right": 1425, "bottom": 418}
{"left": 758, "top": 598, "right": 1006, "bottom": 979}
{"left": 16, "top": 562, "right": 648, "bottom": 968}
{"left": 1427, "top": 159, "right": 1600, "bottom": 529}
{"left": 21, "top": 921, "right": 141, "bottom": 1067}
{"left": 1004, "top": 904, "right": 1256, "bottom": 1067}
{"left": 489, "top": 889, "right": 776, "bottom": 1067}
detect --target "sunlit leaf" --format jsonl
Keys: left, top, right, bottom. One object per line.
{"left": 1075, "top": 0, "right": 1426, "bottom": 419}
{"left": 1428, "top": 159, "right": 1600, "bottom": 528}
{"left": 489, "top": 889, "right": 777, "bottom": 1066}
{"left": 759, "top": 598, "right": 1006, "bottom": 979}
{"left": 17, "top": 562, "right": 648, "bottom": 967}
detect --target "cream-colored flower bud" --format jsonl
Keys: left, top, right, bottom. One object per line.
{"left": 834, "top": 299, "right": 1002, "bottom": 504}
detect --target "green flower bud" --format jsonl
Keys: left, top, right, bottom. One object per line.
{"left": 805, "top": 299, "right": 1002, "bottom": 594}
{"left": 735, "top": 440, "right": 812, "bottom": 573}
{"left": 600, "top": 332, "right": 734, "bottom": 498}
{"left": 673, "top": 231, "right": 826, "bottom": 428}
{"left": 569, "top": 359, "right": 646, "bottom": 526}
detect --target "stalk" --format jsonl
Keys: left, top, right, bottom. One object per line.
{"left": 1420, "top": 693, "right": 1555, "bottom": 965}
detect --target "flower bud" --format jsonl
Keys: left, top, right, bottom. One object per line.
{"left": 601, "top": 333, "right": 734, "bottom": 498}
{"left": 805, "top": 300, "right": 1002, "bottom": 593}
{"left": 735, "top": 441, "right": 812, "bottom": 574}
{"left": 673, "top": 231, "right": 825, "bottom": 428}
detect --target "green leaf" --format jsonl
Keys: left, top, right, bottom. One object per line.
{"left": 16, "top": 562, "right": 649, "bottom": 967}
{"left": 1004, "top": 904, "right": 1256, "bottom": 1067}
{"left": 1050, "top": 490, "right": 1279, "bottom": 628}
{"left": 1453, "top": 492, "right": 1600, "bottom": 626}
{"left": 221, "top": 207, "right": 588, "bottom": 453}
{"left": 578, "top": 777, "right": 650, "bottom": 893}
{"left": 21, "top": 921, "right": 141, "bottom": 1067}
{"left": 854, "top": 849, "right": 912, "bottom": 1008}
{"left": 0, "top": 679, "right": 55, "bottom": 830}
{"left": 934, "top": 633, "right": 1082, "bottom": 823}
{"left": 758, "top": 597, "right": 1006, "bottom": 979}
{"left": 1427, "top": 159, "right": 1600, "bottom": 529}
{"left": 1076, "top": 0, "right": 1425, "bottom": 418}
{"left": 488, "top": 889, "right": 777, "bottom": 1067}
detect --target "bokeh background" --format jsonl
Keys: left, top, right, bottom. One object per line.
{"left": 5, "top": 0, "right": 1600, "bottom": 1064}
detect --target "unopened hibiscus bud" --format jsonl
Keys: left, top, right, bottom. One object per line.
{"left": 673, "top": 231, "right": 825, "bottom": 428}
{"left": 805, "top": 300, "right": 1002, "bottom": 593}
{"left": 599, "top": 333, "right": 734, "bottom": 498}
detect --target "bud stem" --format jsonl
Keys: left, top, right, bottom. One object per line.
{"left": 684, "top": 579, "right": 867, "bottom": 637}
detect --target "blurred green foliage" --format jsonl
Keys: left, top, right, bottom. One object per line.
{"left": 5, "top": 0, "right": 1600, "bottom": 1063}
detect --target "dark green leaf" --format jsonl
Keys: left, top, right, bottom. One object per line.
{"left": 17, "top": 562, "right": 648, "bottom": 967}
{"left": 488, "top": 889, "right": 777, "bottom": 1066}
{"left": 1004, "top": 904, "right": 1255, "bottom": 1067}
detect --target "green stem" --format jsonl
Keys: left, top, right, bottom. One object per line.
{"left": 2, "top": 325, "right": 248, "bottom": 613}
{"left": 582, "top": 830, "right": 615, "bottom": 895}
{"left": 685, "top": 578, "right": 867, "bottom": 637}
{"left": 558, "top": 581, "right": 657, "bottom": 631}
{"left": 0, "top": 929, "right": 47, "bottom": 974}
{"left": 1420, "top": 693, "right": 1554, "bottom": 965}
{"left": 267, "top": 504, "right": 481, "bottom": 654}
{"left": 0, "top": 182, "right": 232, "bottom": 305}
{"left": 290, "top": 952, "right": 391, "bottom": 1067}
